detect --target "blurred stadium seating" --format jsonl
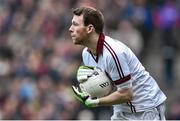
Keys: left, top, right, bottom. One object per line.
{"left": 0, "top": 0, "right": 180, "bottom": 119}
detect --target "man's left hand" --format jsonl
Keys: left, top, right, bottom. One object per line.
{"left": 72, "top": 86, "right": 99, "bottom": 107}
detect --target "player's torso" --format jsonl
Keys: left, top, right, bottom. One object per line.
{"left": 82, "top": 36, "right": 128, "bottom": 73}
{"left": 82, "top": 36, "right": 166, "bottom": 112}
{"left": 82, "top": 36, "right": 142, "bottom": 81}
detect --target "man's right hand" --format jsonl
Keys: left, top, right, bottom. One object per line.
{"left": 77, "top": 66, "right": 94, "bottom": 83}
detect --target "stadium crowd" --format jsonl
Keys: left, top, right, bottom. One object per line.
{"left": 0, "top": 0, "right": 180, "bottom": 119}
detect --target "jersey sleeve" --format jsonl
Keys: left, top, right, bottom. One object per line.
{"left": 106, "top": 49, "right": 132, "bottom": 91}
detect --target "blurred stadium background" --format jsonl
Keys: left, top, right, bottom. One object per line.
{"left": 0, "top": 0, "right": 180, "bottom": 120}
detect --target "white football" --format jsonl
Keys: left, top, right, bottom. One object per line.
{"left": 79, "top": 69, "right": 113, "bottom": 98}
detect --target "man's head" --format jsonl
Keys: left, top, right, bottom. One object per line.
{"left": 69, "top": 6, "right": 104, "bottom": 45}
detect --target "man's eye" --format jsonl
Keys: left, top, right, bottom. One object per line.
{"left": 72, "top": 22, "right": 79, "bottom": 26}
{"left": 73, "top": 23, "right": 78, "bottom": 26}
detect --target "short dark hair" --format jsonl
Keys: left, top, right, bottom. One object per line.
{"left": 72, "top": 6, "right": 104, "bottom": 34}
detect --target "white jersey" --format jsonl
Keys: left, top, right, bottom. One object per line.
{"left": 82, "top": 33, "right": 167, "bottom": 113}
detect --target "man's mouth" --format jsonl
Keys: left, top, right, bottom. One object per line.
{"left": 71, "top": 35, "right": 76, "bottom": 38}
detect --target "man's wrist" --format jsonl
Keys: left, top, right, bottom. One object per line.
{"left": 85, "top": 98, "right": 100, "bottom": 107}
{"left": 93, "top": 98, "right": 100, "bottom": 107}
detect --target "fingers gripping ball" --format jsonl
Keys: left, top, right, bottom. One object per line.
{"left": 79, "top": 67, "right": 113, "bottom": 98}
{"left": 77, "top": 66, "right": 95, "bottom": 83}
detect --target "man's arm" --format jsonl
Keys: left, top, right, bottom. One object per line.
{"left": 98, "top": 88, "right": 133, "bottom": 106}
{"left": 72, "top": 85, "right": 133, "bottom": 107}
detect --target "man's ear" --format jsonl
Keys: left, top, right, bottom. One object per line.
{"left": 86, "top": 24, "right": 94, "bottom": 34}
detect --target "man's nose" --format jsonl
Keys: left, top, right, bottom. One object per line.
{"left": 69, "top": 25, "right": 73, "bottom": 33}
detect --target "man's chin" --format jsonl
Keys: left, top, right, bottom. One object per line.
{"left": 73, "top": 40, "right": 81, "bottom": 45}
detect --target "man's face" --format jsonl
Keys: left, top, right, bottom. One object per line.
{"left": 69, "top": 15, "right": 88, "bottom": 45}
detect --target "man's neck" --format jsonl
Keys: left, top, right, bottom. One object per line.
{"left": 85, "top": 33, "right": 100, "bottom": 55}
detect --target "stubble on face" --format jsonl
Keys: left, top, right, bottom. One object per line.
{"left": 70, "top": 15, "right": 88, "bottom": 45}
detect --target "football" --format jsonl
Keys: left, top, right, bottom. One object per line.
{"left": 79, "top": 69, "right": 113, "bottom": 98}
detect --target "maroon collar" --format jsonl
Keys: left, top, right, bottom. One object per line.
{"left": 87, "top": 33, "right": 105, "bottom": 62}
{"left": 96, "top": 33, "right": 105, "bottom": 57}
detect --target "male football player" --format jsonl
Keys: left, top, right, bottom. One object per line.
{"left": 69, "top": 6, "right": 167, "bottom": 120}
